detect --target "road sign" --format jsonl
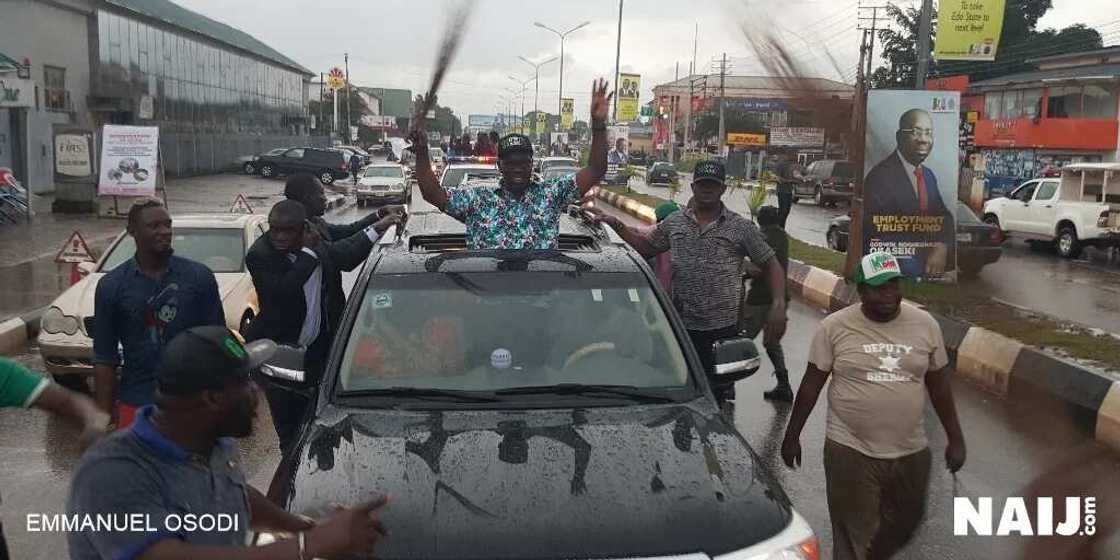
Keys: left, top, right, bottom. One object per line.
{"left": 230, "top": 193, "right": 254, "bottom": 214}
{"left": 327, "top": 67, "right": 346, "bottom": 91}
{"left": 55, "top": 231, "right": 95, "bottom": 264}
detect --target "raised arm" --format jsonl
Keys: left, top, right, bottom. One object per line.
{"left": 575, "top": 79, "right": 614, "bottom": 196}
{"left": 409, "top": 129, "right": 448, "bottom": 212}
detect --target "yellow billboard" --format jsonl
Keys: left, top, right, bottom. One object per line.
{"left": 561, "top": 98, "right": 574, "bottom": 130}
{"left": 727, "top": 133, "right": 767, "bottom": 147}
{"left": 934, "top": 0, "right": 1006, "bottom": 61}
{"left": 534, "top": 112, "right": 547, "bottom": 134}
{"left": 616, "top": 73, "right": 640, "bottom": 122}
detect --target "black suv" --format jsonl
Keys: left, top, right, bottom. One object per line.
{"left": 795, "top": 159, "right": 856, "bottom": 206}
{"left": 254, "top": 147, "right": 350, "bottom": 185}
{"left": 259, "top": 211, "right": 818, "bottom": 559}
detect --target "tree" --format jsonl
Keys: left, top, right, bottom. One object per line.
{"left": 870, "top": 0, "right": 1102, "bottom": 88}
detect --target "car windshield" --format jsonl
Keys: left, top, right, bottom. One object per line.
{"left": 336, "top": 272, "right": 692, "bottom": 399}
{"left": 542, "top": 168, "right": 579, "bottom": 181}
{"left": 442, "top": 166, "right": 498, "bottom": 187}
{"left": 542, "top": 158, "right": 577, "bottom": 170}
{"left": 100, "top": 228, "right": 246, "bottom": 273}
{"left": 265, "top": 148, "right": 286, "bottom": 156}
{"left": 363, "top": 167, "right": 404, "bottom": 178}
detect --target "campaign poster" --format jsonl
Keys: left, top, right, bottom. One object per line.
{"left": 560, "top": 98, "right": 574, "bottom": 130}
{"left": 862, "top": 90, "right": 960, "bottom": 281}
{"left": 616, "top": 73, "right": 640, "bottom": 122}
{"left": 98, "top": 125, "right": 159, "bottom": 196}
{"left": 934, "top": 0, "right": 1007, "bottom": 61}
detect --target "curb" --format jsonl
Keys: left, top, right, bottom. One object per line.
{"left": 598, "top": 187, "right": 1120, "bottom": 453}
{"left": 0, "top": 307, "right": 45, "bottom": 356}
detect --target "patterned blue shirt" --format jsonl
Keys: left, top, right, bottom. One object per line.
{"left": 445, "top": 174, "right": 580, "bottom": 249}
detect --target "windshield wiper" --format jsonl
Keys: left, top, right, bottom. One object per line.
{"left": 341, "top": 387, "right": 500, "bottom": 403}
{"left": 495, "top": 384, "right": 682, "bottom": 403}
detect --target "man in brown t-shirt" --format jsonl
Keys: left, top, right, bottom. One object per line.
{"left": 780, "top": 252, "right": 966, "bottom": 560}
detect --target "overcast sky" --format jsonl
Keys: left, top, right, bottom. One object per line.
{"left": 173, "top": 0, "right": 1120, "bottom": 120}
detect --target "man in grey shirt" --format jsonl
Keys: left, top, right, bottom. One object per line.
{"left": 591, "top": 160, "right": 788, "bottom": 400}
{"left": 67, "top": 326, "right": 388, "bottom": 560}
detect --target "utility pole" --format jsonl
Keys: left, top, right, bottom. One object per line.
{"left": 915, "top": 0, "right": 934, "bottom": 88}
{"left": 668, "top": 61, "right": 678, "bottom": 164}
{"left": 612, "top": 0, "right": 624, "bottom": 122}
{"left": 344, "top": 53, "right": 352, "bottom": 142}
{"left": 847, "top": 4, "right": 886, "bottom": 277}
{"left": 716, "top": 53, "right": 728, "bottom": 157}
{"left": 319, "top": 72, "right": 324, "bottom": 134}
{"left": 683, "top": 62, "right": 693, "bottom": 152}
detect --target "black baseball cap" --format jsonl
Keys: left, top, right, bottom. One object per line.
{"left": 693, "top": 160, "right": 726, "bottom": 186}
{"left": 156, "top": 326, "right": 275, "bottom": 395}
{"left": 498, "top": 134, "right": 534, "bottom": 160}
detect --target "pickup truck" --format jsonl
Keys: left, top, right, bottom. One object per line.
{"left": 982, "top": 163, "right": 1120, "bottom": 258}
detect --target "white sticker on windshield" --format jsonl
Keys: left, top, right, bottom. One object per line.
{"left": 372, "top": 293, "right": 393, "bottom": 309}
{"left": 491, "top": 348, "right": 512, "bottom": 369}
{"left": 628, "top": 289, "right": 640, "bottom": 303}
{"left": 591, "top": 289, "right": 603, "bottom": 302}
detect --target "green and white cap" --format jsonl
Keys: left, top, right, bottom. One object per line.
{"left": 854, "top": 252, "right": 903, "bottom": 286}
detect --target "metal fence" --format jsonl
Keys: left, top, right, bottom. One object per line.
{"left": 158, "top": 133, "right": 331, "bottom": 176}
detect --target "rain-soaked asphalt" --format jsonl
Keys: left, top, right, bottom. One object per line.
{"left": 630, "top": 178, "right": 1120, "bottom": 335}
{"left": 2, "top": 187, "right": 1118, "bottom": 559}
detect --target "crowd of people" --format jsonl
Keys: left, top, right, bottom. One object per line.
{"left": 0, "top": 78, "right": 976, "bottom": 560}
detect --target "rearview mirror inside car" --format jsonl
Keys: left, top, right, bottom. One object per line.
{"left": 712, "top": 337, "right": 762, "bottom": 380}
{"left": 259, "top": 344, "right": 307, "bottom": 383}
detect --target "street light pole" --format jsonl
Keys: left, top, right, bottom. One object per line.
{"left": 508, "top": 76, "right": 534, "bottom": 134}
{"left": 518, "top": 56, "right": 557, "bottom": 142}
{"left": 613, "top": 0, "right": 624, "bottom": 122}
{"left": 533, "top": 21, "right": 591, "bottom": 128}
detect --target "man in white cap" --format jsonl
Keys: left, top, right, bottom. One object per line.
{"left": 780, "top": 252, "right": 966, "bottom": 560}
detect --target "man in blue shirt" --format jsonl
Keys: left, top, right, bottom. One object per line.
{"left": 412, "top": 79, "right": 613, "bottom": 249}
{"left": 93, "top": 199, "right": 225, "bottom": 428}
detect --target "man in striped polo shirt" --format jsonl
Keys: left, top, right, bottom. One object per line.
{"left": 590, "top": 160, "right": 788, "bottom": 400}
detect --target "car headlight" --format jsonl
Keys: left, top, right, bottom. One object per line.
{"left": 394, "top": 182, "right": 406, "bottom": 191}
{"left": 712, "top": 511, "right": 819, "bottom": 560}
{"left": 42, "top": 307, "right": 80, "bottom": 335}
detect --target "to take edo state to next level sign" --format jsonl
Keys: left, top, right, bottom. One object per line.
{"left": 934, "top": 0, "right": 1007, "bottom": 61}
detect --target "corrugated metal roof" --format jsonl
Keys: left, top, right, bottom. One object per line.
{"left": 105, "top": 0, "right": 312, "bottom": 75}
{"left": 970, "top": 63, "right": 1120, "bottom": 87}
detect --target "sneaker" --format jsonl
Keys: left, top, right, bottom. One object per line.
{"left": 763, "top": 385, "right": 793, "bottom": 402}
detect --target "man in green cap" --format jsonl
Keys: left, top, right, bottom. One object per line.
{"left": 779, "top": 252, "right": 966, "bottom": 560}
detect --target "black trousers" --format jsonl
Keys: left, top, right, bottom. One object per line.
{"left": 688, "top": 325, "right": 741, "bottom": 393}
{"left": 777, "top": 188, "right": 795, "bottom": 229}
{"left": 262, "top": 330, "right": 331, "bottom": 455}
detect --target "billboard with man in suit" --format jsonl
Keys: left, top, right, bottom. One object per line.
{"left": 862, "top": 90, "right": 960, "bottom": 280}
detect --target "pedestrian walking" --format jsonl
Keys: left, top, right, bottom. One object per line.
{"left": 738, "top": 205, "right": 793, "bottom": 401}
{"left": 67, "top": 326, "right": 390, "bottom": 560}
{"left": 348, "top": 152, "right": 363, "bottom": 184}
{"left": 589, "top": 160, "right": 788, "bottom": 401}
{"left": 781, "top": 252, "right": 966, "bottom": 560}
{"left": 774, "top": 155, "right": 802, "bottom": 229}
{"left": 412, "top": 79, "right": 612, "bottom": 249}
{"left": 92, "top": 199, "right": 225, "bottom": 428}
{"left": 246, "top": 199, "right": 400, "bottom": 454}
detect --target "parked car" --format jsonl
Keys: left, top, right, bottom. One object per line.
{"left": 336, "top": 145, "right": 371, "bottom": 165}
{"left": 982, "top": 163, "right": 1120, "bottom": 258}
{"left": 795, "top": 159, "right": 856, "bottom": 206}
{"left": 255, "top": 147, "right": 350, "bottom": 185}
{"left": 240, "top": 148, "right": 289, "bottom": 175}
{"left": 826, "top": 201, "right": 1002, "bottom": 276}
{"left": 259, "top": 210, "right": 817, "bottom": 559}
{"left": 647, "top": 162, "right": 679, "bottom": 185}
{"left": 356, "top": 164, "right": 410, "bottom": 207}
{"left": 37, "top": 214, "right": 269, "bottom": 391}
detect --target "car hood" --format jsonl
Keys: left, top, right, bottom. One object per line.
{"left": 49, "top": 273, "right": 103, "bottom": 319}
{"left": 358, "top": 177, "right": 406, "bottom": 187}
{"left": 215, "top": 273, "right": 248, "bottom": 302}
{"left": 281, "top": 403, "right": 791, "bottom": 559}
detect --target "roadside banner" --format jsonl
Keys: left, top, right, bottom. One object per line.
{"left": 934, "top": 0, "right": 1007, "bottom": 61}
{"left": 727, "top": 133, "right": 767, "bottom": 147}
{"left": 616, "top": 73, "right": 641, "bottom": 122}
{"left": 862, "top": 90, "right": 960, "bottom": 281}
{"left": 769, "top": 127, "right": 825, "bottom": 147}
{"left": 535, "top": 112, "right": 547, "bottom": 135}
{"left": 230, "top": 193, "right": 254, "bottom": 214}
{"left": 561, "top": 98, "right": 574, "bottom": 130}
{"left": 606, "top": 125, "right": 630, "bottom": 181}
{"left": 97, "top": 125, "right": 159, "bottom": 196}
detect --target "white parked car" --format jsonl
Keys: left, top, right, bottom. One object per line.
{"left": 37, "top": 214, "right": 269, "bottom": 389}
{"left": 356, "top": 164, "right": 410, "bottom": 207}
{"left": 982, "top": 163, "right": 1120, "bottom": 258}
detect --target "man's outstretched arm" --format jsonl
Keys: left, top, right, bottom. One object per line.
{"left": 575, "top": 79, "right": 614, "bottom": 196}
{"left": 410, "top": 129, "right": 448, "bottom": 211}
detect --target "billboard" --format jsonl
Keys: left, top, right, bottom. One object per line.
{"left": 862, "top": 90, "right": 960, "bottom": 281}
{"left": 468, "top": 114, "right": 498, "bottom": 127}
{"left": 360, "top": 115, "right": 396, "bottom": 128}
{"left": 607, "top": 125, "right": 629, "bottom": 180}
{"left": 616, "top": 73, "right": 641, "bottom": 122}
{"left": 561, "top": 98, "right": 574, "bottom": 130}
{"left": 727, "top": 133, "right": 767, "bottom": 147}
{"left": 97, "top": 125, "right": 159, "bottom": 196}
{"left": 934, "top": 0, "right": 1006, "bottom": 61}
{"left": 769, "top": 127, "right": 825, "bottom": 147}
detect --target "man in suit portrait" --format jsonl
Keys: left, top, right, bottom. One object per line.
{"left": 863, "top": 108, "right": 955, "bottom": 277}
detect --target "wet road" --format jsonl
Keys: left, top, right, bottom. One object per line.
{"left": 630, "top": 177, "right": 1120, "bottom": 334}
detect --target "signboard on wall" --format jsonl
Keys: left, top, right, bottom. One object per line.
{"left": 98, "top": 125, "right": 159, "bottom": 196}
{"left": 0, "top": 77, "right": 34, "bottom": 108}
{"left": 54, "top": 131, "right": 95, "bottom": 179}
{"left": 727, "top": 133, "right": 767, "bottom": 147}
{"left": 769, "top": 127, "right": 825, "bottom": 147}
{"left": 934, "top": 0, "right": 1007, "bottom": 61}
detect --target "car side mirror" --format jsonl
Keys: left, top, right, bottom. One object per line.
{"left": 259, "top": 344, "right": 307, "bottom": 383}
{"left": 712, "top": 337, "right": 761, "bottom": 379}
{"left": 77, "top": 261, "right": 97, "bottom": 277}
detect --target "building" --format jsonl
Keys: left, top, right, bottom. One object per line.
{"left": 358, "top": 87, "right": 412, "bottom": 129}
{"left": 650, "top": 74, "right": 854, "bottom": 175}
{"left": 1, "top": 0, "right": 314, "bottom": 203}
{"left": 968, "top": 46, "right": 1120, "bottom": 195}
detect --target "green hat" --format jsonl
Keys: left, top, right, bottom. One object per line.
{"left": 654, "top": 201, "right": 680, "bottom": 222}
{"left": 854, "top": 252, "right": 903, "bottom": 287}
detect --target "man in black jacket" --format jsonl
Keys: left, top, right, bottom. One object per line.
{"left": 245, "top": 199, "right": 401, "bottom": 453}
{"left": 284, "top": 173, "right": 405, "bottom": 244}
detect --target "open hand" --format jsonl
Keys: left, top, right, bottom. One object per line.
{"left": 307, "top": 496, "right": 389, "bottom": 559}
{"left": 590, "top": 79, "right": 614, "bottom": 125}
